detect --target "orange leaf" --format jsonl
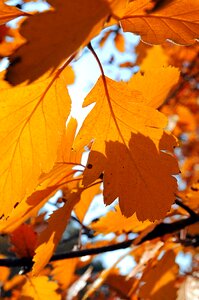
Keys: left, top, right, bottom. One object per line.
{"left": 0, "top": 1, "right": 27, "bottom": 25}
{"left": 6, "top": 0, "right": 125, "bottom": 84}
{"left": 20, "top": 276, "right": 61, "bottom": 300}
{"left": 0, "top": 71, "right": 71, "bottom": 216}
{"left": 114, "top": 32, "right": 125, "bottom": 52}
{"left": 74, "top": 183, "right": 101, "bottom": 222}
{"left": 74, "top": 76, "right": 179, "bottom": 221}
{"left": 10, "top": 224, "right": 37, "bottom": 258}
{"left": 92, "top": 205, "right": 153, "bottom": 234}
{"left": 0, "top": 255, "right": 10, "bottom": 285}
{"left": 32, "top": 189, "right": 83, "bottom": 275}
{"left": 51, "top": 258, "right": 78, "bottom": 289}
{"left": 121, "top": 0, "right": 199, "bottom": 45}
{"left": 128, "top": 66, "right": 180, "bottom": 108}
{"left": 0, "top": 117, "right": 81, "bottom": 233}
{"left": 139, "top": 250, "right": 179, "bottom": 300}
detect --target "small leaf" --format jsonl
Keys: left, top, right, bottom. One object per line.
{"left": 10, "top": 224, "right": 37, "bottom": 258}
{"left": 20, "top": 276, "right": 61, "bottom": 300}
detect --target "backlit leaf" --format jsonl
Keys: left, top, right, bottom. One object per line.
{"left": 0, "top": 1, "right": 27, "bottom": 25}
{"left": 128, "top": 66, "right": 180, "bottom": 108}
{"left": 92, "top": 205, "right": 153, "bottom": 234}
{"left": 0, "top": 71, "right": 71, "bottom": 216}
{"left": 10, "top": 224, "right": 37, "bottom": 258}
{"left": 74, "top": 76, "right": 179, "bottom": 221}
{"left": 32, "top": 189, "right": 83, "bottom": 275}
{"left": 121, "top": 0, "right": 199, "bottom": 45}
{"left": 6, "top": 0, "right": 125, "bottom": 84}
{"left": 20, "top": 276, "right": 61, "bottom": 300}
{"left": 139, "top": 250, "right": 178, "bottom": 300}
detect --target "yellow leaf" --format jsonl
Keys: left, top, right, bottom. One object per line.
{"left": 32, "top": 189, "right": 82, "bottom": 275}
{"left": 121, "top": 0, "right": 199, "bottom": 45}
{"left": 20, "top": 276, "right": 61, "bottom": 300}
{"left": 0, "top": 0, "right": 27, "bottom": 25}
{"left": 92, "top": 205, "right": 153, "bottom": 234}
{"left": 0, "top": 71, "right": 71, "bottom": 217}
{"left": 139, "top": 250, "right": 179, "bottom": 300}
{"left": 6, "top": 0, "right": 125, "bottom": 84}
{"left": 74, "top": 77, "right": 179, "bottom": 221}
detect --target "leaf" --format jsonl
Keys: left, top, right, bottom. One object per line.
{"left": 0, "top": 1, "right": 27, "bottom": 25}
{"left": 20, "top": 276, "right": 61, "bottom": 300}
{"left": 74, "top": 183, "right": 101, "bottom": 222}
{"left": 10, "top": 224, "right": 37, "bottom": 258}
{"left": 139, "top": 45, "right": 169, "bottom": 70}
{"left": 121, "top": 0, "right": 199, "bottom": 45}
{"left": 128, "top": 66, "right": 180, "bottom": 108}
{"left": 32, "top": 189, "right": 83, "bottom": 275}
{"left": 0, "top": 255, "right": 10, "bottom": 285}
{"left": 74, "top": 76, "right": 179, "bottom": 221}
{"left": 139, "top": 250, "right": 179, "bottom": 300}
{"left": 6, "top": 0, "right": 125, "bottom": 84}
{"left": 0, "top": 117, "right": 81, "bottom": 233}
{"left": 0, "top": 184, "right": 63, "bottom": 233}
{"left": 91, "top": 205, "right": 153, "bottom": 234}
{"left": 51, "top": 258, "right": 78, "bottom": 289}
{"left": 0, "top": 71, "right": 71, "bottom": 217}
{"left": 114, "top": 32, "right": 125, "bottom": 52}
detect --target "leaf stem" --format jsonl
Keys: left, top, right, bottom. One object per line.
{"left": 87, "top": 42, "right": 127, "bottom": 147}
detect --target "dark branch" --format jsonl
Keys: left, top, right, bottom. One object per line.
{"left": 0, "top": 213, "right": 198, "bottom": 268}
{"left": 175, "top": 198, "right": 198, "bottom": 218}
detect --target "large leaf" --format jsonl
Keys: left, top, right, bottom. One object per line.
{"left": 121, "top": 0, "right": 199, "bottom": 45}
{"left": 0, "top": 71, "right": 71, "bottom": 216}
{"left": 6, "top": 0, "right": 125, "bottom": 84}
{"left": 74, "top": 76, "right": 179, "bottom": 221}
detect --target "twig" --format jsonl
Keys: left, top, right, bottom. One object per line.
{"left": 175, "top": 198, "right": 198, "bottom": 218}
{"left": 0, "top": 213, "right": 198, "bottom": 268}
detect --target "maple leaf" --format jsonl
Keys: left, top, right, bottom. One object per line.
{"left": 6, "top": 0, "right": 125, "bottom": 84}
{"left": 121, "top": 0, "right": 199, "bottom": 45}
{"left": 0, "top": 0, "right": 27, "bottom": 25}
{"left": 74, "top": 76, "right": 179, "bottom": 221}
{"left": 20, "top": 276, "right": 61, "bottom": 300}
{"left": 0, "top": 71, "right": 71, "bottom": 216}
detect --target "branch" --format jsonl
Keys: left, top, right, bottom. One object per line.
{"left": 0, "top": 213, "right": 198, "bottom": 268}
{"left": 175, "top": 198, "right": 198, "bottom": 218}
